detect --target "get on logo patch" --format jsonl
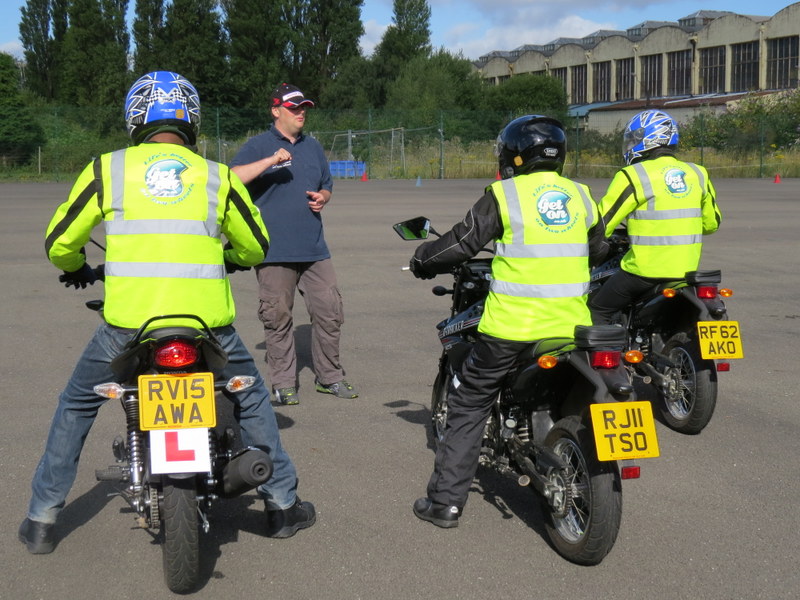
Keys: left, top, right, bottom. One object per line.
{"left": 141, "top": 155, "right": 194, "bottom": 205}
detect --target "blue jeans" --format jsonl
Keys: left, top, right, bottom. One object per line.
{"left": 27, "top": 322, "right": 298, "bottom": 524}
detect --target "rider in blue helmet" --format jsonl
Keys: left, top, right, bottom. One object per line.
{"left": 124, "top": 71, "right": 201, "bottom": 146}
{"left": 589, "top": 109, "right": 722, "bottom": 324}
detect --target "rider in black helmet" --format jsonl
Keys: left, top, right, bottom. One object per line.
{"left": 408, "top": 115, "right": 608, "bottom": 528}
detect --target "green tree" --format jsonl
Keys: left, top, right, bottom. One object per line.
{"left": 59, "top": 0, "right": 130, "bottom": 114}
{"left": 132, "top": 0, "right": 166, "bottom": 75}
{"left": 486, "top": 74, "right": 569, "bottom": 122}
{"left": 0, "top": 53, "right": 45, "bottom": 166}
{"left": 371, "top": 0, "right": 432, "bottom": 106}
{"left": 19, "top": 0, "right": 68, "bottom": 99}
{"left": 223, "top": 0, "right": 291, "bottom": 107}
{"left": 161, "top": 0, "right": 229, "bottom": 106}
{"left": 300, "top": 0, "right": 364, "bottom": 101}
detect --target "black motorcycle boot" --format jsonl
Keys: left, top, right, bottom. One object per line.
{"left": 413, "top": 497, "right": 461, "bottom": 528}
{"left": 265, "top": 498, "right": 316, "bottom": 538}
{"left": 18, "top": 518, "right": 56, "bottom": 554}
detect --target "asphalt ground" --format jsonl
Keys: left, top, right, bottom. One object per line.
{"left": 1, "top": 177, "right": 798, "bottom": 599}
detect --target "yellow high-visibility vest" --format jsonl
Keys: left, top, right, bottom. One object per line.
{"left": 46, "top": 143, "right": 269, "bottom": 329}
{"left": 599, "top": 156, "right": 721, "bottom": 278}
{"left": 479, "top": 172, "right": 598, "bottom": 341}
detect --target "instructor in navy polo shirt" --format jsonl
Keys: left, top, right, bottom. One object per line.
{"left": 230, "top": 83, "right": 359, "bottom": 406}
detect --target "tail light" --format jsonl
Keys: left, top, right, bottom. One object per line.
{"left": 717, "top": 362, "right": 731, "bottom": 372}
{"left": 154, "top": 339, "right": 199, "bottom": 369}
{"left": 590, "top": 350, "right": 621, "bottom": 369}
{"left": 696, "top": 285, "right": 718, "bottom": 299}
{"left": 621, "top": 465, "right": 641, "bottom": 479}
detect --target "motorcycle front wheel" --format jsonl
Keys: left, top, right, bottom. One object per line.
{"left": 658, "top": 334, "right": 718, "bottom": 435}
{"left": 161, "top": 477, "right": 201, "bottom": 594}
{"left": 543, "top": 416, "right": 622, "bottom": 566}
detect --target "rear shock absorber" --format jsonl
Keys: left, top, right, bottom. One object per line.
{"left": 122, "top": 395, "right": 144, "bottom": 497}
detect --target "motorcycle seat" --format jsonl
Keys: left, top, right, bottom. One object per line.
{"left": 529, "top": 337, "right": 574, "bottom": 357}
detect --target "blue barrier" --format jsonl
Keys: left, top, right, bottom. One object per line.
{"left": 329, "top": 160, "right": 366, "bottom": 178}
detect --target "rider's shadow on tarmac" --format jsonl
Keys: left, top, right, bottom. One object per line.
{"left": 471, "top": 469, "right": 549, "bottom": 540}
{"left": 52, "top": 482, "right": 117, "bottom": 545}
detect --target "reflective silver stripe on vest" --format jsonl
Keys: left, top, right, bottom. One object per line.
{"left": 106, "top": 219, "right": 219, "bottom": 236}
{"left": 110, "top": 149, "right": 127, "bottom": 219}
{"left": 491, "top": 280, "right": 589, "bottom": 298}
{"left": 628, "top": 234, "right": 703, "bottom": 246}
{"left": 631, "top": 208, "right": 702, "bottom": 220}
{"left": 495, "top": 242, "right": 588, "bottom": 258}
{"left": 500, "top": 178, "right": 523, "bottom": 244}
{"left": 685, "top": 162, "right": 706, "bottom": 191}
{"left": 205, "top": 162, "right": 222, "bottom": 235}
{"left": 574, "top": 184, "right": 595, "bottom": 229}
{"left": 632, "top": 162, "right": 656, "bottom": 209}
{"left": 104, "top": 262, "right": 226, "bottom": 279}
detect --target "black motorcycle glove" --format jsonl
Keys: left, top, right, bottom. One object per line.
{"left": 225, "top": 261, "right": 251, "bottom": 274}
{"left": 59, "top": 263, "right": 98, "bottom": 289}
{"left": 409, "top": 257, "right": 435, "bottom": 280}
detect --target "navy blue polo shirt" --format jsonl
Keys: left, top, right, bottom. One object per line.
{"left": 230, "top": 125, "right": 333, "bottom": 263}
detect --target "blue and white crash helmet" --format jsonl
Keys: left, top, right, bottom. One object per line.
{"left": 124, "top": 71, "right": 201, "bottom": 145}
{"left": 622, "top": 110, "right": 679, "bottom": 165}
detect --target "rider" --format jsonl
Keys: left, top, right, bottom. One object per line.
{"left": 408, "top": 115, "right": 608, "bottom": 527}
{"left": 19, "top": 71, "right": 315, "bottom": 555}
{"left": 589, "top": 109, "right": 722, "bottom": 324}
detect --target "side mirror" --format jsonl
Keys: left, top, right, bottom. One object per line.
{"left": 393, "top": 216, "right": 431, "bottom": 241}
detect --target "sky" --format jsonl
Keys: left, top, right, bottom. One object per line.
{"left": 0, "top": 0, "right": 797, "bottom": 62}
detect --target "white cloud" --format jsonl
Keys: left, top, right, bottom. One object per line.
{"left": 447, "top": 14, "right": 616, "bottom": 59}
{"left": 359, "top": 19, "right": 388, "bottom": 56}
{"left": 0, "top": 40, "right": 22, "bottom": 58}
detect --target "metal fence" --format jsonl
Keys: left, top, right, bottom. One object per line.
{"left": 2, "top": 106, "right": 798, "bottom": 181}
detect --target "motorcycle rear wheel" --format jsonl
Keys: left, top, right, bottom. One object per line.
{"left": 543, "top": 416, "right": 621, "bottom": 566}
{"left": 658, "top": 334, "right": 717, "bottom": 435}
{"left": 161, "top": 477, "right": 201, "bottom": 594}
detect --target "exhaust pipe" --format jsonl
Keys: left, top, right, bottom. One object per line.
{"left": 219, "top": 447, "right": 273, "bottom": 497}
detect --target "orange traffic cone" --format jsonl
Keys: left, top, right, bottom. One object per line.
{"left": 360, "top": 170, "right": 368, "bottom": 182}
{"left": 495, "top": 170, "right": 501, "bottom": 180}
{"left": 774, "top": 173, "right": 782, "bottom": 183}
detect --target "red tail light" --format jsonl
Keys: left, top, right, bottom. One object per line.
{"left": 591, "top": 350, "right": 621, "bottom": 369}
{"left": 154, "top": 340, "right": 199, "bottom": 369}
{"left": 621, "top": 465, "right": 641, "bottom": 479}
{"left": 696, "top": 285, "right": 718, "bottom": 299}
{"left": 717, "top": 362, "right": 731, "bottom": 372}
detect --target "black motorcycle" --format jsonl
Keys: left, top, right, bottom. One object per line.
{"left": 86, "top": 273, "right": 273, "bottom": 593}
{"left": 589, "top": 234, "right": 743, "bottom": 434}
{"left": 395, "top": 217, "right": 660, "bottom": 566}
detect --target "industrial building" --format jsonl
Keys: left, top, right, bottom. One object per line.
{"left": 474, "top": 4, "right": 800, "bottom": 132}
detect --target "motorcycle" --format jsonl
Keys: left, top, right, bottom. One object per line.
{"left": 85, "top": 268, "right": 274, "bottom": 593}
{"left": 394, "top": 217, "right": 660, "bottom": 566}
{"left": 589, "top": 233, "right": 743, "bottom": 435}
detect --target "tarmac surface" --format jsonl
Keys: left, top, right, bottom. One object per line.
{"left": 1, "top": 177, "right": 798, "bottom": 599}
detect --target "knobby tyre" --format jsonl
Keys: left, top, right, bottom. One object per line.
{"left": 161, "top": 476, "right": 201, "bottom": 594}
{"left": 658, "top": 334, "right": 717, "bottom": 435}
{"left": 543, "top": 416, "right": 622, "bottom": 566}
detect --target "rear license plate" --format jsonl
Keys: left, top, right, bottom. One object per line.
{"left": 590, "top": 401, "right": 660, "bottom": 461}
{"left": 697, "top": 321, "right": 744, "bottom": 359}
{"left": 138, "top": 373, "right": 216, "bottom": 431}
